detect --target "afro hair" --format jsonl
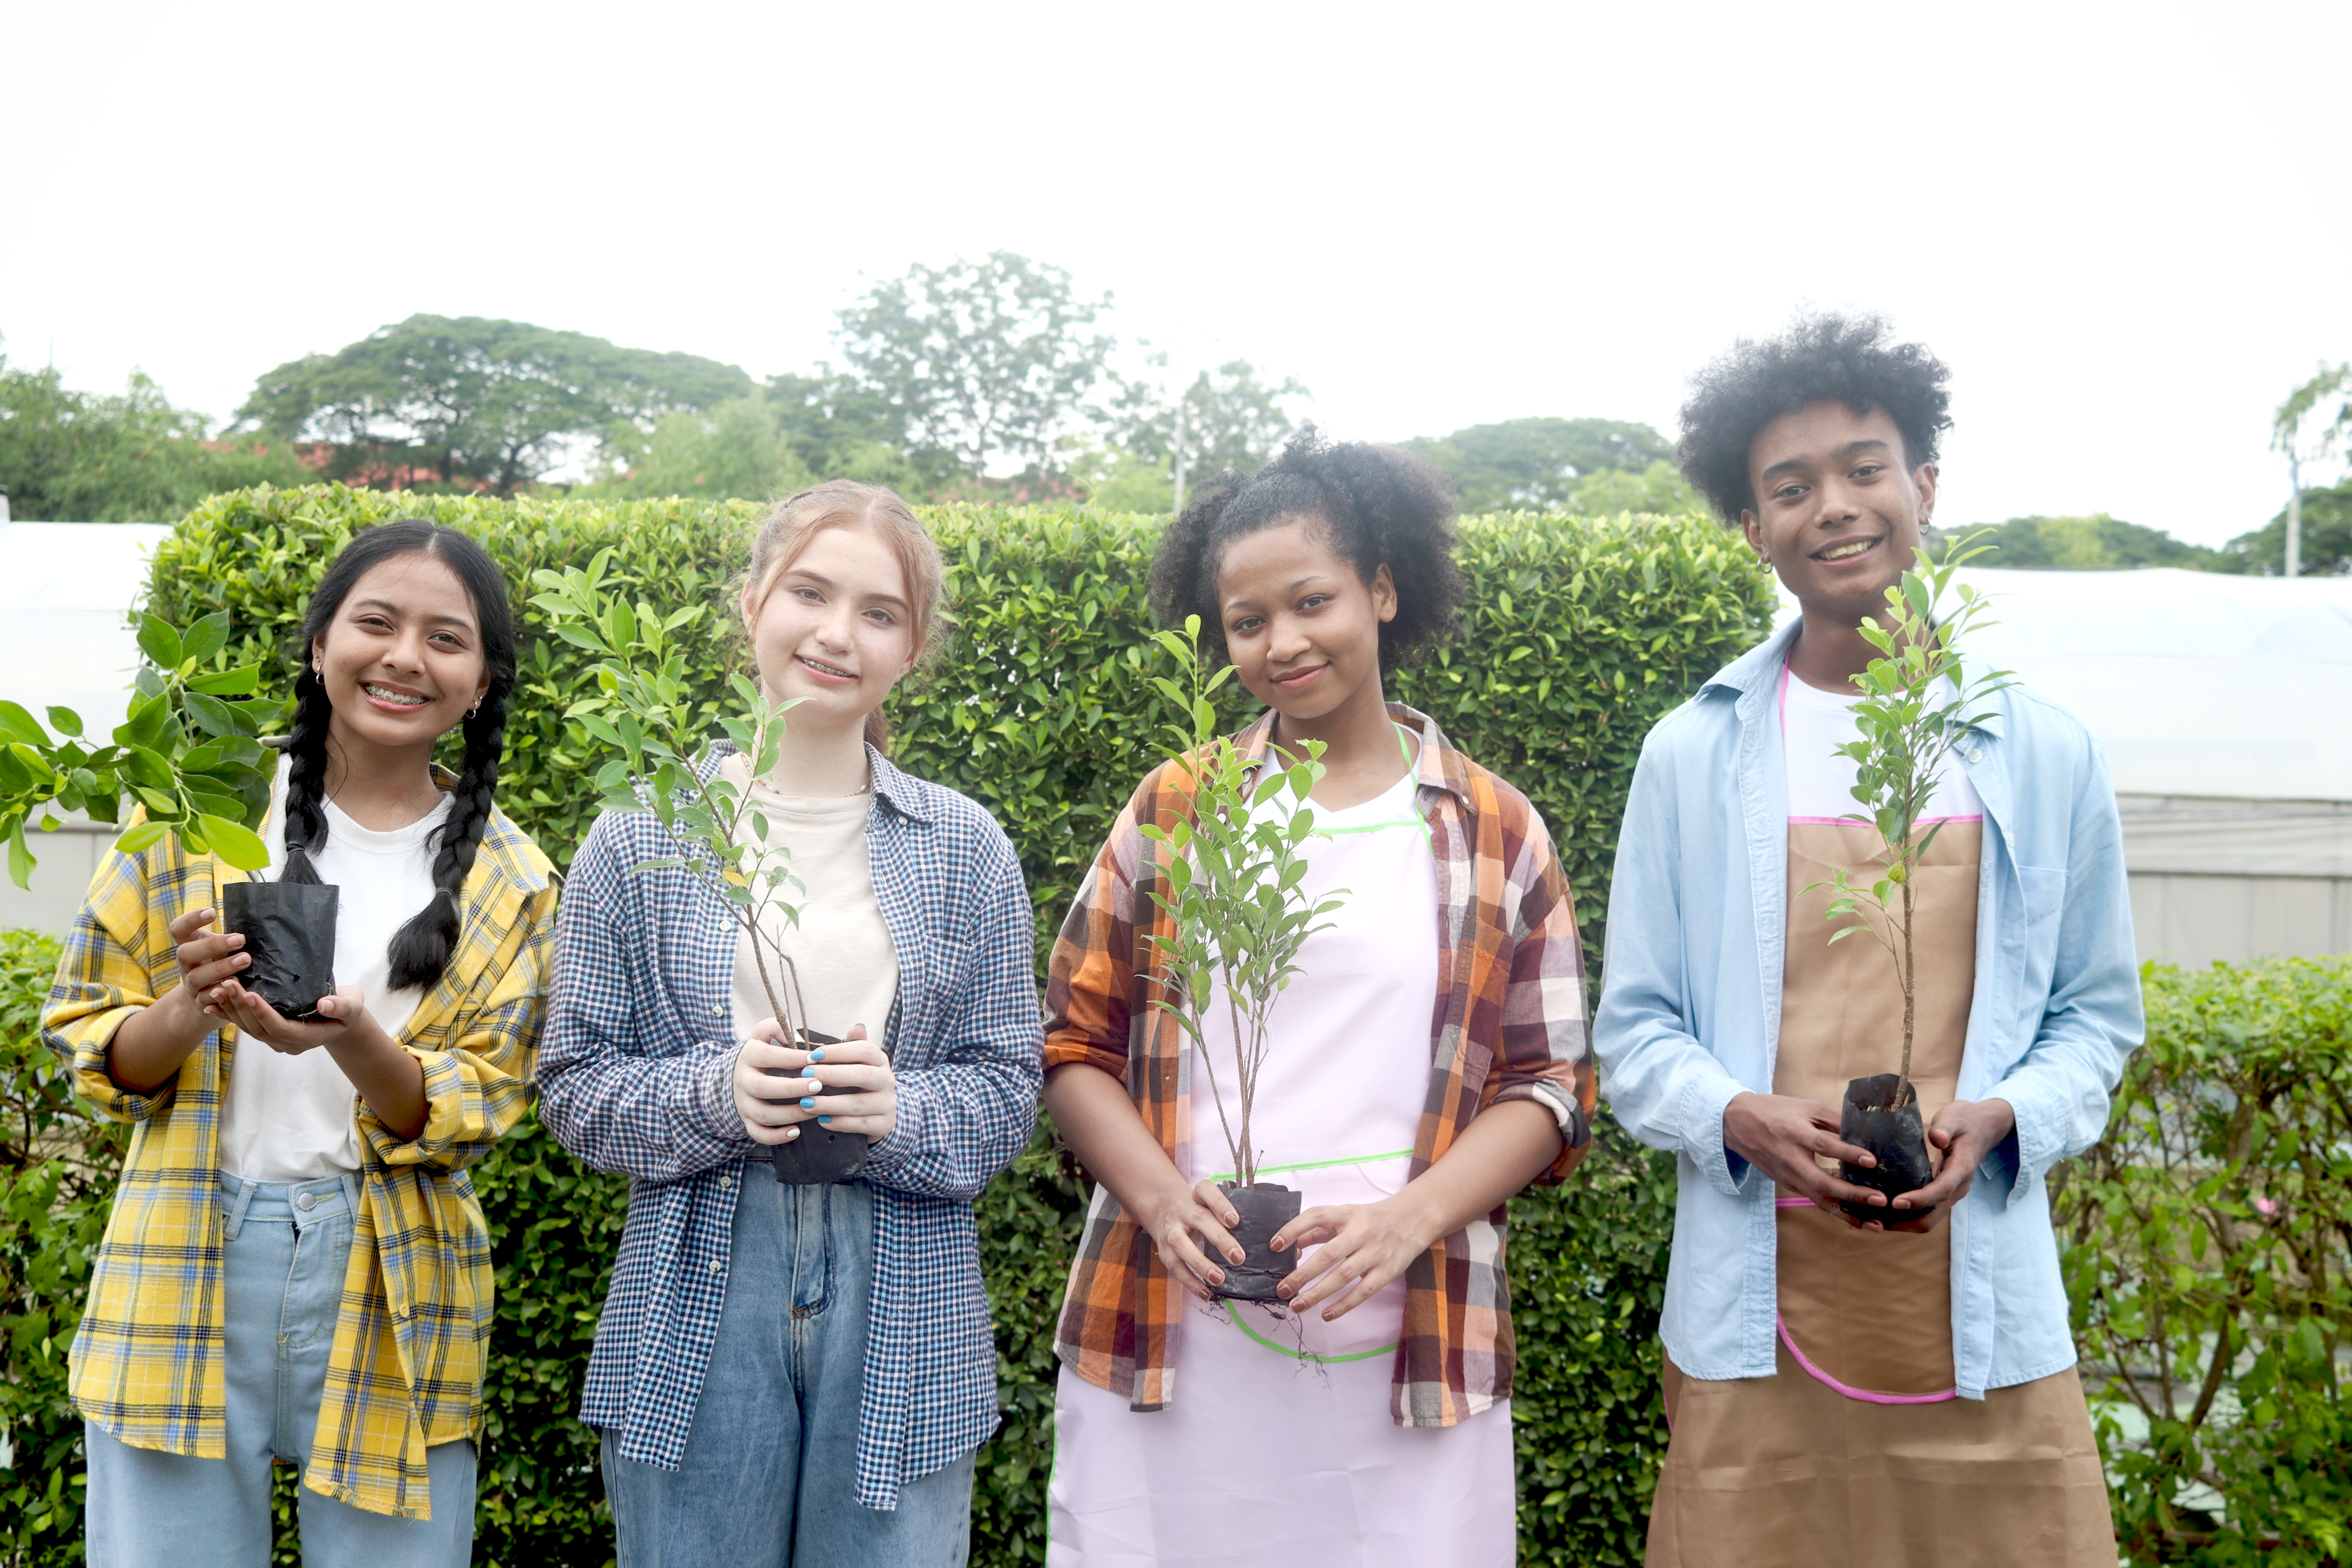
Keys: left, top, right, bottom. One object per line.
{"left": 1148, "top": 425, "right": 1463, "bottom": 673}
{"left": 1677, "top": 312, "right": 1953, "bottom": 524}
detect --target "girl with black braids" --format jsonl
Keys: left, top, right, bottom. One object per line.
{"left": 1042, "top": 431, "right": 1598, "bottom": 1566}
{"left": 45, "top": 520, "right": 557, "bottom": 1566}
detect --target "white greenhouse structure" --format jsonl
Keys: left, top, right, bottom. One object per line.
{"left": 5, "top": 523, "right": 2352, "bottom": 968}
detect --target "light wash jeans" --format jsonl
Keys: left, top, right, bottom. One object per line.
{"left": 601, "top": 1173, "right": 973, "bottom": 1566}
{"left": 83, "top": 1170, "right": 476, "bottom": 1568}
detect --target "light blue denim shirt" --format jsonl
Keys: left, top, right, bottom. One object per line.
{"left": 1592, "top": 620, "right": 2143, "bottom": 1398}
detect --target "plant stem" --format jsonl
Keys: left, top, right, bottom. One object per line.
{"left": 1896, "top": 873, "right": 1916, "bottom": 1107}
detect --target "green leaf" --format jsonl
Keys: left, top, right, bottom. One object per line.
{"left": 186, "top": 664, "right": 261, "bottom": 697}
{"left": 198, "top": 814, "right": 269, "bottom": 871}
{"left": 136, "top": 614, "right": 184, "bottom": 671}
{"left": 121, "top": 746, "right": 174, "bottom": 791}
{"left": 115, "top": 820, "right": 169, "bottom": 855}
{"left": 5, "top": 818, "right": 31, "bottom": 889}
{"left": 182, "top": 691, "right": 240, "bottom": 738}
{"left": 0, "top": 700, "right": 44, "bottom": 746}
{"left": 44, "top": 706, "right": 83, "bottom": 739}
{"left": 181, "top": 612, "right": 232, "bottom": 665}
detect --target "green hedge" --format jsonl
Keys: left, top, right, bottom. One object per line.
{"left": 5, "top": 485, "right": 1774, "bottom": 1564}
{"left": 2061, "top": 958, "right": 2352, "bottom": 1566}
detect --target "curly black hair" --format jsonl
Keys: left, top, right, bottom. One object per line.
{"left": 1677, "top": 311, "right": 1953, "bottom": 524}
{"left": 1149, "top": 425, "right": 1464, "bottom": 673}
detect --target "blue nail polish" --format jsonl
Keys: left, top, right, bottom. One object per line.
{"left": 799, "top": 1098, "right": 816, "bottom": 1109}
{"left": 809, "top": 1048, "right": 824, "bottom": 1062}
{"left": 818, "top": 1115, "right": 832, "bottom": 1125}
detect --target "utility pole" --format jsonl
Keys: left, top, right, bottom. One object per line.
{"left": 1172, "top": 392, "right": 1189, "bottom": 517}
{"left": 2285, "top": 448, "right": 2304, "bottom": 579}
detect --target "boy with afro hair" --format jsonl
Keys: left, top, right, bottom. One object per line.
{"left": 1593, "top": 313, "right": 2135, "bottom": 1564}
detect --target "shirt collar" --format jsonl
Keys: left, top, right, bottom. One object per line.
{"left": 700, "top": 740, "right": 937, "bottom": 825}
{"left": 1231, "top": 700, "right": 1477, "bottom": 809}
{"left": 1701, "top": 617, "right": 1803, "bottom": 704}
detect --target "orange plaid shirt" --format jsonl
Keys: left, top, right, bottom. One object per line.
{"left": 1045, "top": 704, "right": 1595, "bottom": 1426}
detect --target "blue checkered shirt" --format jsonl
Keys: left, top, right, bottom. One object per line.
{"left": 538, "top": 744, "right": 1042, "bottom": 1508}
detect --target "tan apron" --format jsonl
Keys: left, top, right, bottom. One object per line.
{"left": 1645, "top": 820, "right": 2116, "bottom": 1566}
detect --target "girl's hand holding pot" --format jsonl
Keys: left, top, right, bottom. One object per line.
{"left": 200, "top": 978, "right": 430, "bottom": 1141}
{"left": 1267, "top": 1198, "right": 1430, "bottom": 1322}
{"left": 732, "top": 1022, "right": 897, "bottom": 1145}
{"left": 1144, "top": 1180, "right": 1247, "bottom": 1301}
{"left": 203, "top": 978, "right": 374, "bottom": 1056}
{"left": 162, "top": 906, "right": 253, "bottom": 1031}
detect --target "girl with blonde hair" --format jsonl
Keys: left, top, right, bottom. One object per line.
{"left": 540, "top": 481, "right": 1042, "bottom": 1566}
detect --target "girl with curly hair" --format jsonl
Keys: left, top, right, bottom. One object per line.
{"left": 1043, "top": 430, "right": 1598, "bottom": 1565}
{"left": 46, "top": 521, "right": 557, "bottom": 1565}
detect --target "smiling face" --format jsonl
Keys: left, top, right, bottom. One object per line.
{"left": 742, "top": 523, "right": 918, "bottom": 738}
{"left": 1216, "top": 516, "right": 1396, "bottom": 726}
{"left": 311, "top": 551, "right": 490, "bottom": 757}
{"left": 1740, "top": 401, "right": 1937, "bottom": 621}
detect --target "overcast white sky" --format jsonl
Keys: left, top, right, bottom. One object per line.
{"left": 7, "top": 1, "right": 2348, "bottom": 545}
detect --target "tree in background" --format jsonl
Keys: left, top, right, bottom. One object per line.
{"left": 833, "top": 252, "right": 1117, "bottom": 479}
{"left": 2220, "top": 485, "right": 2352, "bottom": 576}
{"left": 238, "top": 315, "right": 753, "bottom": 494}
{"left": 1955, "top": 514, "right": 2223, "bottom": 571}
{"left": 586, "top": 368, "right": 937, "bottom": 504}
{"left": 1118, "top": 358, "right": 1311, "bottom": 482}
{"left": 1405, "top": 416, "right": 1673, "bottom": 511}
{"left": 2248, "top": 362, "right": 2352, "bottom": 576}
{"left": 1565, "top": 460, "right": 1703, "bottom": 516}
{"left": 0, "top": 348, "right": 310, "bottom": 521}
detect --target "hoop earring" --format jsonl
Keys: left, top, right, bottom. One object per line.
{"left": 467, "top": 702, "right": 481, "bottom": 719}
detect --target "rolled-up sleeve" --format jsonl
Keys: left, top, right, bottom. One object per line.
{"left": 44, "top": 836, "right": 185, "bottom": 1123}
{"left": 358, "top": 878, "right": 557, "bottom": 1171}
{"left": 1043, "top": 793, "right": 1148, "bottom": 1083}
{"left": 537, "top": 811, "right": 754, "bottom": 1182}
{"left": 864, "top": 829, "right": 1042, "bottom": 1201}
{"left": 1484, "top": 804, "right": 1595, "bottom": 1182}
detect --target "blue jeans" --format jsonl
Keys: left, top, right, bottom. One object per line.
{"left": 83, "top": 1170, "right": 476, "bottom": 1568}
{"left": 602, "top": 1173, "right": 973, "bottom": 1566}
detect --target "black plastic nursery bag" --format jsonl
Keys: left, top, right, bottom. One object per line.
{"left": 222, "top": 880, "right": 340, "bottom": 1022}
{"left": 1839, "top": 1071, "right": 1938, "bottom": 1223}
{"left": 770, "top": 1028, "right": 871, "bottom": 1185}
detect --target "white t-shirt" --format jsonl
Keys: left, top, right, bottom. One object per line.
{"left": 1780, "top": 665, "right": 1984, "bottom": 822}
{"left": 721, "top": 755, "right": 900, "bottom": 1050}
{"left": 218, "top": 762, "right": 452, "bottom": 1182}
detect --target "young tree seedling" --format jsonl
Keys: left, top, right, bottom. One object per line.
{"left": 531, "top": 549, "right": 812, "bottom": 1041}
{"left": 1138, "top": 615, "right": 1345, "bottom": 1190}
{"left": 1810, "top": 534, "right": 2017, "bottom": 1108}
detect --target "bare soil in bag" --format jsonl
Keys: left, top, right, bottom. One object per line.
{"left": 1838, "top": 1071, "right": 1938, "bottom": 1223}
{"left": 1209, "top": 1181, "right": 1302, "bottom": 1303}
{"left": 768, "top": 1029, "right": 869, "bottom": 1185}
{"left": 221, "top": 881, "right": 338, "bottom": 1022}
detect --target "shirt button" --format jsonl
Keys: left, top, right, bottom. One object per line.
{"left": 296, "top": 1192, "right": 317, "bottom": 1212}
{"left": 707, "top": 1259, "right": 723, "bottom": 1274}
{"left": 1968, "top": 749, "right": 1984, "bottom": 764}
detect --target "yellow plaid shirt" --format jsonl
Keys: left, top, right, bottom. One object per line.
{"left": 42, "top": 791, "right": 555, "bottom": 1520}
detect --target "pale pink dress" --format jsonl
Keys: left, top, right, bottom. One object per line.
{"left": 1049, "top": 753, "right": 1518, "bottom": 1566}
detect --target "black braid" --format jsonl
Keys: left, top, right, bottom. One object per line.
{"left": 286, "top": 517, "right": 521, "bottom": 995}
{"left": 385, "top": 686, "right": 508, "bottom": 992}
{"left": 278, "top": 668, "right": 334, "bottom": 887}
